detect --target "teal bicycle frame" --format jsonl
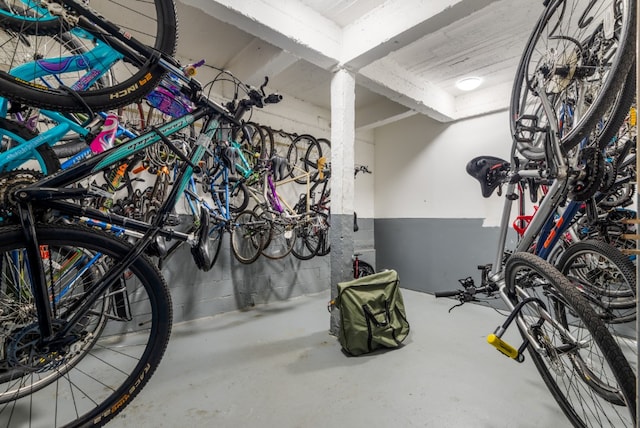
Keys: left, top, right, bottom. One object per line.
{"left": 0, "top": 28, "right": 129, "bottom": 172}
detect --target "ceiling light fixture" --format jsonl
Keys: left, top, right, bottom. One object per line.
{"left": 455, "top": 76, "right": 483, "bottom": 91}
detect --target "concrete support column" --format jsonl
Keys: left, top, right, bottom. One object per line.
{"left": 329, "top": 68, "right": 356, "bottom": 335}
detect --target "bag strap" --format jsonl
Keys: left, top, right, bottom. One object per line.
{"left": 362, "top": 300, "right": 390, "bottom": 327}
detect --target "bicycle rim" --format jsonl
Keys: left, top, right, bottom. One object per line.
{"left": 0, "top": 224, "right": 172, "bottom": 427}
{"left": 261, "top": 220, "right": 295, "bottom": 260}
{"left": 510, "top": 0, "right": 636, "bottom": 154}
{"left": 231, "top": 210, "right": 267, "bottom": 264}
{"left": 0, "top": 0, "right": 178, "bottom": 112}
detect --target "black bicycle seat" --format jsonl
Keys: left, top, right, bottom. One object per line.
{"left": 191, "top": 206, "right": 214, "bottom": 271}
{"left": 466, "top": 156, "right": 510, "bottom": 198}
{"left": 270, "top": 155, "right": 289, "bottom": 181}
{"left": 221, "top": 146, "right": 238, "bottom": 174}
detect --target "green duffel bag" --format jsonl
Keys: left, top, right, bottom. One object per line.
{"left": 333, "top": 269, "right": 410, "bottom": 356}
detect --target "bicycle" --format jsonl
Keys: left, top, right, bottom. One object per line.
{"left": 0, "top": 39, "right": 282, "bottom": 427}
{"left": 352, "top": 252, "right": 375, "bottom": 279}
{"left": 434, "top": 1, "right": 637, "bottom": 426}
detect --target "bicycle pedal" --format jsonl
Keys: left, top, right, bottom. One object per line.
{"left": 487, "top": 333, "right": 519, "bottom": 360}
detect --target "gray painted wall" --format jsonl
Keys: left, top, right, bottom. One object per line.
{"left": 374, "top": 218, "right": 517, "bottom": 294}
{"left": 159, "top": 217, "right": 376, "bottom": 324}
{"left": 161, "top": 238, "right": 330, "bottom": 324}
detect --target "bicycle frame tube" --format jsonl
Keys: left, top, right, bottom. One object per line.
{"left": 20, "top": 114, "right": 213, "bottom": 342}
{"left": 0, "top": 30, "right": 128, "bottom": 171}
{"left": 534, "top": 200, "right": 582, "bottom": 259}
{"left": 490, "top": 170, "right": 569, "bottom": 278}
{"left": 5, "top": 35, "right": 122, "bottom": 96}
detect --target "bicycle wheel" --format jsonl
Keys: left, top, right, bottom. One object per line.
{"left": 231, "top": 209, "right": 268, "bottom": 264}
{"left": 556, "top": 239, "right": 636, "bottom": 320}
{"left": 357, "top": 260, "right": 375, "bottom": 278}
{"left": 303, "top": 136, "right": 330, "bottom": 183}
{"left": 291, "top": 220, "right": 321, "bottom": 261}
{"left": 505, "top": 252, "right": 636, "bottom": 427}
{"left": 511, "top": 0, "right": 636, "bottom": 154}
{"left": 242, "top": 122, "right": 267, "bottom": 159}
{"left": 314, "top": 211, "right": 330, "bottom": 257}
{"left": 0, "top": 223, "right": 172, "bottom": 427}
{"left": 261, "top": 218, "right": 296, "bottom": 260}
{"left": 0, "top": 117, "right": 60, "bottom": 174}
{"left": 258, "top": 124, "right": 276, "bottom": 158}
{"left": 203, "top": 223, "right": 224, "bottom": 271}
{"left": 0, "top": 0, "right": 178, "bottom": 112}
{"left": 287, "top": 134, "right": 318, "bottom": 182}
{"left": 266, "top": 127, "right": 293, "bottom": 158}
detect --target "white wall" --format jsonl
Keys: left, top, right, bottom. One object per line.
{"left": 165, "top": 59, "right": 377, "bottom": 218}
{"left": 373, "top": 110, "right": 516, "bottom": 226}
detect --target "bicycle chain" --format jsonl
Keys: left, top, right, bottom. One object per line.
{"left": 0, "top": 170, "right": 42, "bottom": 222}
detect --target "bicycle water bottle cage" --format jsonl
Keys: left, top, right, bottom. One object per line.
{"left": 270, "top": 155, "right": 289, "bottom": 181}
{"left": 466, "top": 156, "right": 510, "bottom": 198}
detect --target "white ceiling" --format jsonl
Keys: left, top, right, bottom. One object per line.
{"left": 174, "top": 0, "right": 542, "bottom": 130}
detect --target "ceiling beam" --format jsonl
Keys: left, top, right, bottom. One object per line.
{"left": 180, "top": 0, "right": 342, "bottom": 70}
{"left": 355, "top": 100, "right": 416, "bottom": 131}
{"left": 179, "top": 0, "right": 506, "bottom": 126}
{"left": 358, "top": 58, "right": 456, "bottom": 122}
{"left": 341, "top": 0, "right": 501, "bottom": 70}
{"left": 453, "top": 80, "right": 511, "bottom": 120}
{"left": 224, "top": 39, "right": 299, "bottom": 88}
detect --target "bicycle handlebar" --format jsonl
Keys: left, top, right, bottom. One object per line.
{"left": 434, "top": 276, "right": 497, "bottom": 308}
{"left": 231, "top": 87, "right": 282, "bottom": 121}
{"left": 433, "top": 289, "right": 462, "bottom": 298}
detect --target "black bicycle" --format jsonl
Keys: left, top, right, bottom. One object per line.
{"left": 0, "top": 5, "right": 282, "bottom": 424}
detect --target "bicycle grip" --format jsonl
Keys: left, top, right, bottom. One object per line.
{"left": 434, "top": 290, "right": 461, "bottom": 298}
{"left": 264, "top": 93, "right": 283, "bottom": 104}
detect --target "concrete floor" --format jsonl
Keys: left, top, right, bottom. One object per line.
{"left": 112, "top": 289, "right": 571, "bottom": 428}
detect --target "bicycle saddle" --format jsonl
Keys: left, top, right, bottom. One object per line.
{"left": 191, "top": 207, "right": 214, "bottom": 271}
{"left": 221, "top": 146, "right": 239, "bottom": 174}
{"left": 466, "top": 155, "right": 510, "bottom": 198}
{"left": 270, "top": 155, "right": 289, "bottom": 181}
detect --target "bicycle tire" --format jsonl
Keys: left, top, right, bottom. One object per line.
{"left": 357, "top": 260, "right": 375, "bottom": 278}
{"left": 0, "top": 0, "right": 178, "bottom": 112}
{"left": 505, "top": 252, "right": 636, "bottom": 427}
{"left": 510, "top": 0, "right": 636, "bottom": 154}
{"left": 226, "top": 177, "right": 251, "bottom": 214}
{"left": 261, "top": 219, "right": 296, "bottom": 260}
{"left": 265, "top": 126, "right": 293, "bottom": 158}
{"left": 594, "top": 69, "right": 636, "bottom": 152}
{"left": 205, "top": 224, "right": 224, "bottom": 270}
{"left": 0, "top": 223, "right": 172, "bottom": 428}
{"left": 303, "top": 136, "right": 330, "bottom": 183}
{"left": 243, "top": 122, "right": 267, "bottom": 159}
{"left": 556, "top": 239, "right": 636, "bottom": 324}
{"left": 231, "top": 209, "right": 267, "bottom": 264}
{"left": 0, "top": 117, "right": 60, "bottom": 174}
{"left": 287, "top": 134, "right": 319, "bottom": 183}
{"left": 315, "top": 211, "right": 330, "bottom": 257}
{"left": 258, "top": 124, "right": 276, "bottom": 158}
{"left": 291, "top": 220, "right": 321, "bottom": 261}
